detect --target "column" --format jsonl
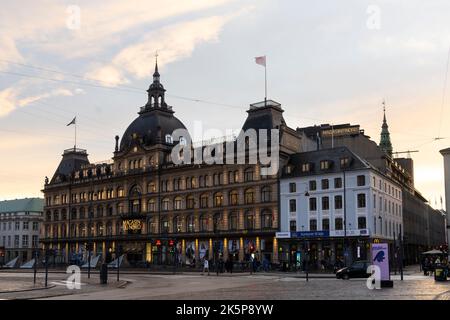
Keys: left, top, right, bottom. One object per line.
{"left": 223, "top": 238, "right": 228, "bottom": 260}
{"left": 256, "top": 236, "right": 261, "bottom": 259}
{"left": 182, "top": 239, "right": 186, "bottom": 263}
{"left": 272, "top": 237, "right": 279, "bottom": 263}
{"left": 102, "top": 241, "right": 106, "bottom": 262}
{"left": 209, "top": 238, "right": 213, "bottom": 260}
{"left": 239, "top": 237, "right": 244, "bottom": 261}
{"left": 195, "top": 238, "right": 199, "bottom": 262}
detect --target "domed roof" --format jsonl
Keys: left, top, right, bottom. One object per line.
{"left": 119, "top": 60, "right": 188, "bottom": 151}
{"left": 120, "top": 109, "right": 186, "bottom": 151}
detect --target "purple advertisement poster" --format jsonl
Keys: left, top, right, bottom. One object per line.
{"left": 371, "top": 243, "right": 390, "bottom": 281}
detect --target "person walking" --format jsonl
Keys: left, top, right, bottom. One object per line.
{"left": 202, "top": 258, "right": 210, "bottom": 276}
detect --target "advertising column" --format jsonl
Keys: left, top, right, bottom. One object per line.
{"left": 371, "top": 242, "right": 393, "bottom": 287}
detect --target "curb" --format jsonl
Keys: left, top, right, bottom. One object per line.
{"left": 0, "top": 284, "right": 56, "bottom": 294}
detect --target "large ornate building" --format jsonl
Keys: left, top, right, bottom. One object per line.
{"left": 41, "top": 62, "right": 315, "bottom": 266}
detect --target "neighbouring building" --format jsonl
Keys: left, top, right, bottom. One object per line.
{"left": 0, "top": 198, "right": 44, "bottom": 265}
{"left": 297, "top": 107, "right": 446, "bottom": 264}
{"left": 279, "top": 146, "right": 403, "bottom": 269}
{"left": 440, "top": 147, "right": 450, "bottom": 257}
{"left": 41, "top": 62, "right": 315, "bottom": 266}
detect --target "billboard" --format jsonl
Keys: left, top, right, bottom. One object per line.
{"left": 371, "top": 243, "right": 390, "bottom": 281}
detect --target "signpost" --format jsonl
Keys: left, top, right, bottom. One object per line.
{"left": 371, "top": 243, "right": 393, "bottom": 288}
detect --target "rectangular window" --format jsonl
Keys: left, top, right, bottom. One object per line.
{"left": 309, "top": 180, "right": 317, "bottom": 191}
{"left": 358, "top": 216, "right": 367, "bottom": 229}
{"left": 322, "top": 218, "right": 330, "bottom": 231}
{"left": 32, "top": 235, "right": 38, "bottom": 248}
{"left": 309, "top": 219, "right": 317, "bottom": 231}
{"left": 357, "top": 194, "right": 366, "bottom": 208}
{"left": 357, "top": 175, "right": 366, "bottom": 186}
{"left": 322, "top": 197, "right": 329, "bottom": 210}
{"left": 334, "top": 177, "right": 342, "bottom": 188}
{"left": 335, "top": 218, "right": 343, "bottom": 230}
{"left": 289, "top": 183, "right": 296, "bottom": 193}
{"left": 290, "top": 220, "right": 296, "bottom": 232}
{"left": 334, "top": 195, "right": 343, "bottom": 209}
{"left": 301, "top": 163, "right": 311, "bottom": 172}
{"left": 321, "top": 179, "right": 329, "bottom": 190}
{"left": 309, "top": 197, "right": 317, "bottom": 211}
{"left": 14, "top": 235, "right": 19, "bottom": 248}
{"left": 15, "top": 221, "right": 20, "bottom": 230}
{"left": 22, "top": 235, "right": 29, "bottom": 248}
{"left": 23, "top": 221, "right": 29, "bottom": 230}
{"left": 289, "top": 199, "right": 296, "bottom": 212}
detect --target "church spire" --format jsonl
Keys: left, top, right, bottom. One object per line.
{"left": 379, "top": 100, "right": 393, "bottom": 157}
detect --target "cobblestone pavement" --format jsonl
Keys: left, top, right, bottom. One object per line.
{"left": 1, "top": 269, "right": 449, "bottom": 300}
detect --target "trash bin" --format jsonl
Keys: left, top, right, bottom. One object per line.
{"left": 100, "top": 263, "right": 108, "bottom": 284}
{"left": 434, "top": 265, "right": 447, "bottom": 282}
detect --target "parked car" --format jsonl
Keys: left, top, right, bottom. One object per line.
{"left": 335, "top": 260, "right": 371, "bottom": 280}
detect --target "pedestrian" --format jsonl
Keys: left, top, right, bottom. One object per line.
{"left": 202, "top": 258, "right": 210, "bottom": 276}
{"left": 192, "top": 256, "right": 196, "bottom": 268}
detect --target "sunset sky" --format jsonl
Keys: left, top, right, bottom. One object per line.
{"left": 0, "top": 0, "right": 449, "bottom": 209}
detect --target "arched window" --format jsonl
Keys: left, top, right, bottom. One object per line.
{"left": 229, "top": 212, "right": 238, "bottom": 230}
{"left": 61, "top": 209, "right": 67, "bottom": 220}
{"left": 70, "top": 224, "right": 76, "bottom": 237}
{"left": 186, "top": 195, "right": 195, "bottom": 209}
{"left": 244, "top": 188, "right": 255, "bottom": 204}
{"left": 245, "top": 211, "right": 255, "bottom": 230}
{"left": 174, "top": 196, "right": 183, "bottom": 210}
{"left": 165, "top": 134, "right": 173, "bottom": 144}
{"left": 161, "top": 218, "right": 170, "bottom": 233}
{"left": 117, "top": 187, "right": 124, "bottom": 197}
{"left": 162, "top": 198, "right": 170, "bottom": 211}
{"left": 97, "top": 222, "right": 104, "bottom": 236}
{"left": 79, "top": 223, "right": 86, "bottom": 237}
{"left": 229, "top": 190, "right": 239, "bottom": 206}
{"left": 214, "top": 192, "right": 223, "bottom": 207}
{"left": 148, "top": 182, "right": 156, "bottom": 193}
{"left": 261, "top": 210, "right": 272, "bottom": 229}
{"left": 53, "top": 210, "right": 59, "bottom": 221}
{"left": 79, "top": 207, "right": 85, "bottom": 219}
{"left": 187, "top": 215, "right": 195, "bottom": 233}
{"left": 148, "top": 199, "right": 156, "bottom": 212}
{"left": 173, "top": 216, "right": 183, "bottom": 233}
{"left": 46, "top": 211, "right": 51, "bottom": 221}
{"left": 116, "top": 222, "right": 123, "bottom": 235}
{"left": 106, "top": 222, "right": 113, "bottom": 236}
{"left": 117, "top": 203, "right": 124, "bottom": 214}
{"left": 200, "top": 214, "right": 209, "bottom": 232}
{"left": 213, "top": 213, "right": 221, "bottom": 232}
{"left": 261, "top": 186, "right": 272, "bottom": 203}
{"left": 97, "top": 205, "right": 104, "bottom": 217}
{"left": 200, "top": 194, "right": 209, "bottom": 208}
{"left": 107, "top": 205, "right": 113, "bottom": 216}
{"left": 148, "top": 218, "right": 157, "bottom": 234}
{"left": 71, "top": 208, "right": 77, "bottom": 220}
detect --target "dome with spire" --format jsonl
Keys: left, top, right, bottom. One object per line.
{"left": 119, "top": 60, "right": 187, "bottom": 151}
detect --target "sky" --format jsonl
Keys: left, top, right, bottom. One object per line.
{"left": 0, "top": 0, "right": 449, "bottom": 208}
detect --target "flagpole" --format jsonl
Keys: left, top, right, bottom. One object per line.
{"left": 74, "top": 117, "right": 77, "bottom": 150}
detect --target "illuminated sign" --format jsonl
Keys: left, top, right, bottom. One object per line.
{"left": 122, "top": 219, "right": 142, "bottom": 231}
{"left": 321, "top": 126, "right": 360, "bottom": 137}
{"left": 169, "top": 240, "right": 175, "bottom": 246}
{"left": 155, "top": 240, "right": 162, "bottom": 246}
{"left": 371, "top": 243, "right": 390, "bottom": 281}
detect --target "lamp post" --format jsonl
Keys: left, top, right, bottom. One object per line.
{"left": 343, "top": 170, "right": 348, "bottom": 267}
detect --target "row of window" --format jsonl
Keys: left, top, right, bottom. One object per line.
{"left": 289, "top": 216, "right": 367, "bottom": 231}
{"left": 288, "top": 194, "right": 367, "bottom": 212}
{"left": 372, "top": 177, "right": 401, "bottom": 200}
{"left": 1, "top": 221, "right": 39, "bottom": 231}
{"left": 288, "top": 175, "right": 366, "bottom": 193}
{"left": 45, "top": 211, "right": 275, "bottom": 238}
{"left": 1, "top": 235, "right": 39, "bottom": 248}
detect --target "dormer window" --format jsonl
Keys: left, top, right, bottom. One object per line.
{"left": 340, "top": 157, "right": 350, "bottom": 168}
{"left": 285, "top": 165, "right": 293, "bottom": 174}
{"left": 301, "top": 163, "right": 312, "bottom": 173}
{"left": 165, "top": 134, "right": 173, "bottom": 144}
{"left": 179, "top": 137, "right": 187, "bottom": 146}
{"left": 320, "top": 160, "right": 332, "bottom": 170}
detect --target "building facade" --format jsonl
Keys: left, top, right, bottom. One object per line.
{"left": 41, "top": 63, "right": 315, "bottom": 266}
{"left": 440, "top": 147, "right": 450, "bottom": 258}
{"left": 0, "top": 198, "right": 43, "bottom": 265}
{"left": 279, "top": 147, "right": 403, "bottom": 269}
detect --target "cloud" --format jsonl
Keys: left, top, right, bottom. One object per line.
{"left": 0, "top": 85, "right": 78, "bottom": 117}
{"left": 86, "top": 11, "right": 246, "bottom": 85}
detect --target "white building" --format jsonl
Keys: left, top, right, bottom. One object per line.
{"left": 440, "top": 147, "right": 450, "bottom": 257}
{"left": 279, "top": 147, "right": 402, "bottom": 268}
{"left": 0, "top": 198, "right": 44, "bottom": 265}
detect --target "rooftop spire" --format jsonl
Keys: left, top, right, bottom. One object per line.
{"left": 153, "top": 51, "right": 160, "bottom": 82}
{"left": 380, "top": 100, "right": 393, "bottom": 157}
